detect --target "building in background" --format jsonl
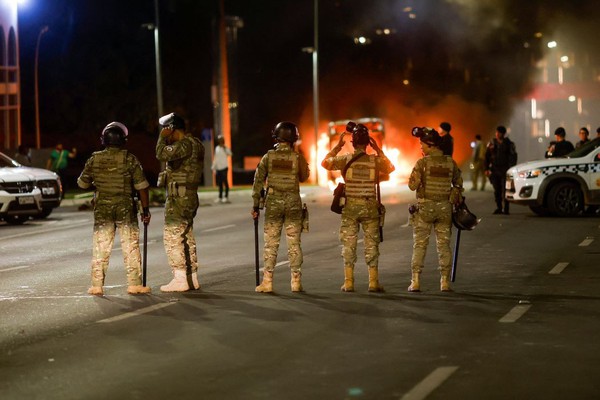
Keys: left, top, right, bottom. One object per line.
{"left": 0, "top": 2, "right": 21, "bottom": 151}
{"left": 510, "top": 36, "right": 600, "bottom": 162}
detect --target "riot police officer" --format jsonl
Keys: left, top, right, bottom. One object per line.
{"left": 321, "top": 123, "right": 395, "bottom": 292}
{"left": 251, "top": 121, "right": 310, "bottom": 293}
{"left": 156, "top": 113, "right": 205, "bottom": 292}
{"left": 78, "top": 122, "right": 151, "bottom": 296}
{"left": 408, "top": 127, "right": 463, "bottom": 292}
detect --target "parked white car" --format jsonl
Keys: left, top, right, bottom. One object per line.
{"left": 505, "top": 137, "right": 600, "bottom": 217}
{"left": 0, "top": 151, "right": 63, "bottom": 224}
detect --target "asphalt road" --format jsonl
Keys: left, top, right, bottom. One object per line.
{"left": 1, "top": 186, "right": 599, "bottom": 400}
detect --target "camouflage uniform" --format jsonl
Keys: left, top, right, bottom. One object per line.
{"left": 77, "top": 147, "right": 150, "bottom": 288}
{"left": 156, "top": 133, "right": 205, "bottom": 280}
{"left": 252, "top": 142, "right": 310, "bottom": 276}
{"left": 322, "top": 147, "right": 395, "bottom": 291}
{"left": 408, "top": 147, "right": 463, "bottom": 287}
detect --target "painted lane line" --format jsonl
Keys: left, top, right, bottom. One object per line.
{"left": 0, "top": 221, "right": 90, "bottom": 242}
{"left": 549, "top": 262, "right": 569, "bottom": 275}
{"left": 401, "top": 366, "right": 459, "bottom": 400}
{"left": 202, "top": 224, "right": 235, "bottom": 233}
{"left": 0, "top": 265, "right": 30, "bottom": 273}
{"left": 96, "top": 302, "right": 175, "bottom": 323}
{"left": 1, "top": 295, "right": 97, "bottom": 301}
{"left": 499, "top": 304, "right": 532, "bottom": 323}
{"left": 276, "top": 260, "right": 290, "bottom": 267}
{"left": 579, "top": 237, "right": 594, "bottom": 247}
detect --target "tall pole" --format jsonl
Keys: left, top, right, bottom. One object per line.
{"left": 34, "top": 26, "right": 49, "bottom": 149}
{"left": 218, "top": 0, "right": 233, "bottom": 186}
{"left": 154, "top": 0, "right": 164, "bottom": 117}
{"left": 312, "top": 0, "right": 319, "bottom": 185}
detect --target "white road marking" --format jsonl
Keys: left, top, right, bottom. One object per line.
{"left": 579, "top": 237, "right": 594, "bottom": 247}
{"left": 499, "top": 304, "right": 532, "bottom": 323}
{"left": 96, "top": 302, "right": 175, "bottom": 323}
{"left": 276, "top": 261, "right": 290, "bottom": 267}
{"left": 0, "top": 220, "right": 90, "bottom": 242}
{"left": 549, "top": 262, "right": 569, "bottom": 274}
{"left": 0, "top": 265, "right": 30, "bottom": 273}
{"left": 401, "top": 366, "right": 459, "bottom": 400}
{"left": 202, "top": 224, "right": 236, "bottom": 233}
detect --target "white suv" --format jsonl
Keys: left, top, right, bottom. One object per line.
{"left": 0, "top": 151, "right": 63, "bottom": 224}
{"left": 505, "top": 138, "right": 600, "bottom": 217}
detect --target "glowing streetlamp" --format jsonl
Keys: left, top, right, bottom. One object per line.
{"left": 34, "top": 25, "right": 49, "bottom": 149}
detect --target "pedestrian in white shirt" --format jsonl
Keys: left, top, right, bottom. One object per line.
{"left": 212, "top": 135, "right": 232, "bottom": 203}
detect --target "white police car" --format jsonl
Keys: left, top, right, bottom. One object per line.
{"left": 0, "top": 151, "right": 63, "bottom": 224}
{"left": 505, "top": 137, "right": 600, "bottom": 217}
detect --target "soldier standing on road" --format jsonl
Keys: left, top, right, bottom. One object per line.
{"left": 77, "top": 122, "right": 151, "bottom": 296}
{"left": 156, "top": 113, "right": 205, "bottom": 292}
{"left": 485, "top": 125, "right": 517, "bottom": 215}
{"left": 408, "top": 127, "right": 463, "bottom": 292}
{"left": 321, "top": 123, "right": 395, "bottom": 292}
{"left": 251, "top": 122, "right": 310, "bottom": 293}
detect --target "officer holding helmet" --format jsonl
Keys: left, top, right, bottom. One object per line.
{"left": 251, "top": 121, "right": 310, "bottom": 293}
{"left": 408, "top": 127, "right": 463, "bottom": 292}
{"left": 156, "top": 112, "right": 205, "bottom": 292}
{"left": 321, "top": 123, "right": 395, "bottom": 292}
{"left": 77, "top": 121, "right": 151, "bottom": 296}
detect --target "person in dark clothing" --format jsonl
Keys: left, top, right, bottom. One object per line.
{"left": 545, "top": 127, "right": 575, "bottom": 158}
{"left": 438, "top": 122, "right": 454, "bottom": 157}
{"left": 575, "top": 127, "right": 590, "bottom": 149}
{"left": 485, "top": 125, "right": 517, "bottom": 215}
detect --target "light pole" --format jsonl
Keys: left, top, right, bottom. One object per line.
{"left": 143, "top": 0, "right": 164, "bottom": 119}
{"left": 34, "top": 25, "right": 49, "bottom": 149}
{"left": 312, "top": 0, "right": 319, "bottom": 185}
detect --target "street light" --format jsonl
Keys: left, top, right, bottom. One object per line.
{"left": 142, "top": 0, "right": 164, "bottom": 119}
{"left": 34, "top": 25, "right": 48, "bottom": 149}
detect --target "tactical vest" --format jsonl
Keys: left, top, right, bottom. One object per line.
{"left": 423, "top": 155, "right": 453, "bottom": 201}
{"left": 167, "top": 136, "right": 203, "bottom": 188}
{"left": 267, "top": 149, "right": 299, "bottom": 192}
{"left": 345, "top": 154, "right": 376, "bottom": 198}
{"left": 92, "top": 148, "right": 131, "bottom": 196}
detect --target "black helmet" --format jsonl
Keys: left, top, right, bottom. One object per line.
{"left": 159, "top": 112, "right": 186, "bottom": 130}
{"left": 272, "top": 121, "right": 299, "bottom": 144}
{"left": 412, "top": 126, "right": 440, "bottom": 147}
{"left": 101, "top": 121, "right": 128, "bottom": 146}
{"left": 351, "top": 123, "right": 370, "bottom": 146}
{"left": 452, "top": 200, "right": 480, "bottom": 230}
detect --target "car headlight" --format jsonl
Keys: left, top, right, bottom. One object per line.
{"left": 518, "top": 169, "right": 542, "bottom": 179}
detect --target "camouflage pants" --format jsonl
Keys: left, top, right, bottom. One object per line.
{"left": 164, "top": 192, "right": 199, "bottom": 273}
{"left": 263, "top": 193, "right": 303, "bottom": 272}
{"left": 411, "top": 200, "right": 452, "bottom": 274}
{"left": 340, "top": 198, "right": 380, "bottom": 267}
{"left": 91, "top": 199, "right": 142, "bottom": 287}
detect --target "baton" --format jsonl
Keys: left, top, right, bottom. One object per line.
{"left": 254, "top": 217, "right": 260, "bottom": 286}
{"left": 451, "top": 228, "right": 461, "bottom": 282}
{"left": 142, "top": 220, "right": 148, "bottom": 286}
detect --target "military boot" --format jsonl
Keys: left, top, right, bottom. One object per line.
{"left": 88, "top": 286, "right": 104, "bottom": 296}
{"left": 368, "top": 266, "right": 384, "bottom": 292}
{"left": 160, "top": 269, "right": 190, "bottom": 292}
{"left": 256, "top": 270, "right": 274, "bottom": 293}
{"left": 341, "top": 265, "right": 354, "bottom": 292}
{"left": 440, "top": 272, "right": 452, "bottom": 292}
{"left": 408, "top": 272, "right": 421, "bottom": 292}
{"left": 188, "top": 272, "right": 201, "bottom": 290}
{"left": 291, "top": 271, "right": 303, "bottom": 292}
{"left": 128, "top": 285, "right": 151, "bottom": 294}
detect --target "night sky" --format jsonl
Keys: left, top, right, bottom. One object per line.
{"left": 16, "top": 0, "right": 600, "bottom": 178}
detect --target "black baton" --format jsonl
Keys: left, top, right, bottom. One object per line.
{"left": 142, "top": 221, "right": 148, "bottom": 286}
{"left": 451, "top": 228, "right": 461, "bottom": 282}
{"left": 254, "top": 217, "right": 260, "bottom": 286}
